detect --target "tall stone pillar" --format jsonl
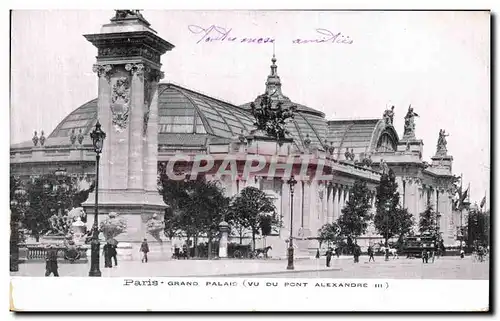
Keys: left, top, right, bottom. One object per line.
{"left": 302, "top": 181, "right": 311, "bottom": 233}
{"left": 281, "top": 179, "right": 290, "bottom": 233}
{"left": 371, "top": 194, "right": 377, "bottom": 217}
{"left": 144, "top": 69, "right": 164, "bottom": 194}
{"left": 93, "top": 65, "right": 113, "bottom": 190}
{"left": 292, "top": 179, "right": 303, "bottom": 237}
{"left": 307, "top": 180, "right": 317, "bottom": 236}
{"left": 321, "top": 182, "right": 328, "bottom": 226}
{"left": 338, "top": 187, "right": 344, "bottom": 218}
{"left": 83, "top": 12, "right": 174, "bottom": 251}
{"left": 333, "top": 185, "right": 339, "bottom": 221}
{"left": 326, "top": 184, "right": 334, "bottom": 224}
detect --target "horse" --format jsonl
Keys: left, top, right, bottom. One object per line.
{"left": 380, "top": 246, "right": 398, "bottom": 259}
{"left": 254, "top": 246, "right": 273, "bottom": 259}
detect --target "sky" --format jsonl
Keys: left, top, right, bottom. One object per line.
{"left": 10, "top": 10, "right": 490, "bottom": 204}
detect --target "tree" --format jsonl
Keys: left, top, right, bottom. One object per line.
{"left": 317, "top": 222, "right": 340, "bottom": 248}
{"left": 196, "top": 181, "right": 230, "bottom": 258}
{"left": 228, "top": 187, "right": 278, "bottom": 250}
{"left": 336, "top": 179, "right": 372, "bottom": 242}
{"left": 467, "top": 208, "right": 490, "bottom": 248}
{"left": 418, "top": 204, "right": 437, "bottom": 235}
{"left": 163, "top": 207, "right": 181, "bottom": 240}
{"left": 158, "top": 173, "right": 229, "bottom": 258}
{"left": 374, "top": 169, "right": 414, "bottom": 246}
{"left": 12, "top": 173, "right": 94, "bottom": 241}
{"left": 395, "top": 207, "right": 415, "bottom": 248}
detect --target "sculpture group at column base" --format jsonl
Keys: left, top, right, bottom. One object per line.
{"left": 82, "top": 189, "right": 168, "bottom": 261}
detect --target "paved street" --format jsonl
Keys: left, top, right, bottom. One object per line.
{"left": 11, "top": 255, "right": 488, "bottom": 280}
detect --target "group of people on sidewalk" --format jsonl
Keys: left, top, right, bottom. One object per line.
{"left": 315, "top": 244, "right": 401, "bottom": 267}
{"left": 44, "top": 238, "right": 151, "bottom": 276}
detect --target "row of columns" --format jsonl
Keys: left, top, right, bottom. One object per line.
{"left": 325, "top": 183, "right": 350, "bottom": 224}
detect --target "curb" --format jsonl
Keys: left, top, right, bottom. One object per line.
{"left": 187, "top": 267, "right": 343, "bottom": 278}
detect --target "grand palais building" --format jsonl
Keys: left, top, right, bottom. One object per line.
{"left": 10, "top": 11, "right": 464, "bottom": 256}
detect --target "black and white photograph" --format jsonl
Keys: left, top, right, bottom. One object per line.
{"left": 8, "top": 8, "right": 491, "bottom": 312}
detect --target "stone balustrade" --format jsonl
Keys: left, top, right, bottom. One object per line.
{"left": 19, "top": 244, "right": 89, "bottom": 263}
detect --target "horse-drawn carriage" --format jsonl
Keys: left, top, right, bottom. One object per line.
{"left": 402, "top": 233, "right": 438, "bottom": 258}
{"left": 229, "top": 243, "right": 272, "bottom": 259}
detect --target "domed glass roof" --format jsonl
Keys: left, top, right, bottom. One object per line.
{"left": 44, "top": 82, "right": 328, "bottom": 149}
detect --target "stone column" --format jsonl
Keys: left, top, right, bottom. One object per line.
{"left": 302, "top": 181, "right": 311, "bottom": 232}
{"left": 418, "top": 186, "right": 425, "bottom": 214}
{"left": 322, "top": 183, "right": 328, "bottom": 225}
{"left": 126, "top": 63, "right": 146, "bottom": 190}
{"left": 294, "top": 180, "right": 303, "bottom": 235}
{"left": 327, "top": 183, "right": 334, "bottom": 224}
{"left": 144, "top": 70, "right": 163, "bottom": 193}
{"left": 281, "top": 179, "right": 290, "bottom": 233}
{"left": 396, "top": 177, "right": 404, "bottom": 207}
{"left": 338, "top": 187, "right": 344, "bottom": 218}
{"left": 92, "top": 64, "right": 113, "bottom": 190}
{"left": 371, "top": 194, "right": 377, "bottom": 217}
{"left": 307, "top": 180, "right": 317, "bottom": 236}
{"left": 218, "top": 221, "right": 230, "bottom": 258}
{"left": 332, "top": 185, "right": 339, "bottom": 222}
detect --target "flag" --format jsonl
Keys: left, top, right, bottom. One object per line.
{"left": 460, "top": 186, "right": 469, "bottom": 204}
{"left": 480, "top": 196, "right": 486, "bottom": 208}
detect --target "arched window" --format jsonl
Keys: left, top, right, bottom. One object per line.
{"left": 376, "top": 133, "right": 396, "bottom": 152}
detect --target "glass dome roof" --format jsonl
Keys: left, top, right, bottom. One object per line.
{"left": 44, "top": 83, "right": 328, "bottom": 150}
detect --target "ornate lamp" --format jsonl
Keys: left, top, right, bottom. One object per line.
{"left": 89, "top": 120, "right": 106, "bottom": 277}
{"left": 90, "top": 121, "right": 106, "bottom": 154}
{"left": 287, "top": 175, "right": 297, "bottom": 270}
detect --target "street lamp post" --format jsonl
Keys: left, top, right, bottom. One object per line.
{"left": 88, "top": 121, "right": 106, "bottom": 277}
{"left": 287, "top": 175, "right": 297, "bottom": 270}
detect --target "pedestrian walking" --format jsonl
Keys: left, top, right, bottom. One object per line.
{"left": 368, "top": 245, "right": 375, "bottom": 262}
{"left": 140, "top": 238, "right": 150, "bottom": 263}
{"left": 353, "top": 245, "right": 361, "bottom": 263}
{"left": 325, "top": 248, "right": 333, "bottom": 267}
{"left": 109, "top": 240, "right": 118, "bottom": 266}
{"left": 315, "top": 248, "right": 320, "bottom": 259}
{"left": 45, "top": 244, "right": 59, "bottom": 277}
{"left": 103, "top": 242, "right": 113, "bottom": 268}
{"left": 460, "top": 249, "right": 465, "bottom": 259}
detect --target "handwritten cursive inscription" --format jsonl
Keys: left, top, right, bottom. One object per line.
{"left": 188, "top": 25, "right": 275, "bottom": 44}
{"left": 293, "top": 29, "right": 353, "bottom": 44}
{"left": 188, "top": 25, "right": 353, "bottom": 45}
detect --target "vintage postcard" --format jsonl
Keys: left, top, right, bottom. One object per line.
{"left": 9, "top": 9, "right": 490, "bottom": 312}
